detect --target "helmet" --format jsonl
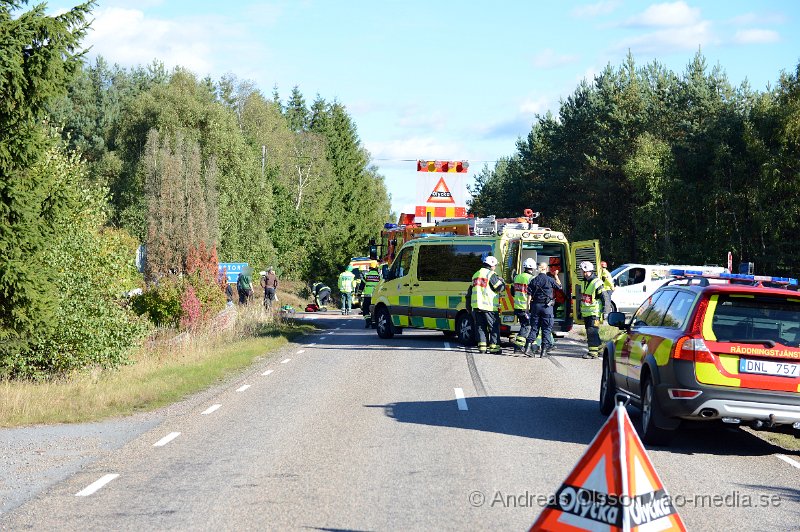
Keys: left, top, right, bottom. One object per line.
{"left": 522, "top": 258, "right": 536, "bottom": 270}
{"left": 370, "top": 260, "right": 378, "bottom": 269}
{"left": 484, "top": 255, "right": 499, "bottom": 267}
{"left": 600, "top": 261, "right": 607, "bottom": 268}
{"left": 346, "top": 265, "right": 353, "bottom": 272}
{"left": 579, "top": 261, "right": 595, "bottom": 272}
{"left": 260, "top": 271, "right": 267, "bottom": 276}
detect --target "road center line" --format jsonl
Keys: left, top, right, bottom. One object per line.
{"left": 75, "top": 474, "right": 119, "bottom": 496}
{"left": 776, "top": 454, "right": 800, "bottom": 469}
{"left": 201, "top": 404, "right": 222, "bottom": 415}
{"left": 296, "top": 349, "right": 305, "bottom": 354}
{"left": 261, "top": 369, "right": 274, "bottom": 376}
{"left": 236, "top": 384, "right": 251, "bottom": 392}
{"left": 153, "top": 432, "right": 181, "bottom": 447}
{"left": 281, "top": 358, "right": 291, "bottom": 364}
{"left": 320, "top": 336, "right": 327, "bottom": 340}
{"left": 454, "top": 388, "right": 468, "bottom": 411}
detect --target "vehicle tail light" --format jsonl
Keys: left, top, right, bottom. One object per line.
{"left": 688, "top": 296, "right": 709, "bottom": 334}
{"left": 672, "top": 335, "right": 714, "bottom": 362}
{"left": 667, "top": 388, "right": 703, "bottom": 399}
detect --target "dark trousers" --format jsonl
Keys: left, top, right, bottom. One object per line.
{"left": 529, "top": 303, "right": 554, "bottom": 350}
{"left": 316, "top": 289, "right": 330, "bottom": 307}
{"left": 515, "top": 309, "right": 530, "bottom": 346}
{"left": 584, "top": 316, "right": 601, "bottom": 356}
{"left": 473, "top": 310, "right": 499, "bottom": 347}
{"left": 362, "top": 296, "right": 372, "bottom": 317}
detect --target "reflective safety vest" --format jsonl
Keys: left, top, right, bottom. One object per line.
{"left": 471, "top": 267, "right": 504, "bottom": 311}
{"left": 512, "top": 271, "right": 533, "bottom": 310}
{"left": 581, "top": 276, "right": 604, "bottom": 318}
{"left": 363, "top": 268, "right": 381, "bottom": 297}
{"left": 600, "top": 268, "right": 614, "bottom": 292}
{"left": 338, "top": 270, "right": 355, "bottom": 293}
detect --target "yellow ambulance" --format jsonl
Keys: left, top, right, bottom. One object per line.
{"left": 370, "top": 216, "right": 600, "bottom": 344}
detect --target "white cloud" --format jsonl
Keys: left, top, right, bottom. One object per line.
{"left": 365, "top": 137, "right": 464, "bottom": 167}
{"left": 520, "top": 97, "right": 551, "bottom": 115}
{"left": 727, "top": 12, "right": 786, "bottom": 26}
{"left": 571, "top": 1, "right": 622, "bottom": 18}
{"left": 83, "top": 7, "right": 261, "bottom": 76}
{"left": 532, "top": 48, "right": 580, "bottom": 69}
{"left": 733, "top": 29, "right": 780, "bottom": 44}
{"left": 616, "top": 21, "right": 716, "bottom": 53}
{"left": 624, "top": 1, "right": 701, "bottom": 28}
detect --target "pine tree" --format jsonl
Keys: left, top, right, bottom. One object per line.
{"left": 0, "top": 1, "right": 94, "bottom": 355}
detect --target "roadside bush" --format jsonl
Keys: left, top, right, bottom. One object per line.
{"left": 130, "top": 276, "right": 183, "bottom": 327}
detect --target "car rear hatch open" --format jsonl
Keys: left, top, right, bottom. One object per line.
{"left": 695, "top": 292, "right": 800, "bottom": 393}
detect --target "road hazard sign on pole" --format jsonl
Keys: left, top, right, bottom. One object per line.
{"left": 530, "top": 403, "right": 686, "bottom": 531}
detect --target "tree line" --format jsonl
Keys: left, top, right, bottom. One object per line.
{"left": 0, "top": 1, "right": 390, "bottom": 377}
{"left": 469, "top": 52, "right": 800, "bottom": 276}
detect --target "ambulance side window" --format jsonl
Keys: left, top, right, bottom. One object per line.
{"left": 389, "top": 247, "right": 412, "bottom": 279}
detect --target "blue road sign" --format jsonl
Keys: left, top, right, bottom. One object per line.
{"left": 218, "top": 262, "right": 248, "bottom": 284}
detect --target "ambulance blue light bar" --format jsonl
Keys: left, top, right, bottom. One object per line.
{"left": 669, "top": 269, "right": 798, "bottom": 286}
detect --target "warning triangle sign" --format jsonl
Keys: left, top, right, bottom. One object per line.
{"left": 530, "top": 404, "right": 686, "bottom": 532}
{"left": 427, "top": 177, "right": 456, "bottom": 204}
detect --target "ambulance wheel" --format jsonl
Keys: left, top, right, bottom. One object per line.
{"left": 641, "top": 377, "right": 673, "bottom": 446}
{"left": 375, "top": 307, "right": 394, "bottom": 339}
{"left": 456, "top": 312, "right": 476, "bottom": 346}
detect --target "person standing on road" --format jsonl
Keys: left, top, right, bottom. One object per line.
{"left": 600, "top": 260, "right": 614, "bottom": 315}
{"left": 262, "top": 267, "right": 279, "bottom": 310}
{"left": 579, "top": 261, "right": 608, "bottom": 359}
{"left": 338, "top": 266, "right": 356, "bottom": 315}
{"left": 511, "top": 258, "right": 536, "bottom": 354}
{"left": 361, "top": 260, "right": 382, "bottom": 328}
{"left": 469, "top": 255, "right": 506, "bottom": 354}
{"left": 526, "top": 262, "right": 562, "bottom": 357}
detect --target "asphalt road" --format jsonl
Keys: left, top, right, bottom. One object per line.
{"left": 1, "top": 312, "right": 798, "bottom": 530}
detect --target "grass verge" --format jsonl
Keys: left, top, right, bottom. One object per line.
{"left": 0, "top": 303, "right": 316, "bottom": 428}
{"left": 742, "top": 427, "right": 800, "bottom": 452}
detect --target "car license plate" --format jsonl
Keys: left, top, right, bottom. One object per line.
{"left": 739, "top": 358, "right": 800, "bottom": 377}
{"left": 502, "top": 315, "right": 515, "bottom": 323}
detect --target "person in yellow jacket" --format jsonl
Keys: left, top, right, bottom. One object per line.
{"left": 599, "top": 260, "right": 614, "bottom": 315}
{"left": 510, "top": 258, "right": 536, "bottom": 353}
{"left": 579, "top": 261, "right": 608, "bottom": 359}
{"left": 468, "top": 255, "right": 506, "bottom": 354}
{"left": 338, "top": 266, "right": 356, "bottom": 315}
{"left": 361, "top": 260, "right": 382, "bottom": 328}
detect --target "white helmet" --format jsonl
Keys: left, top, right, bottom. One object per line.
{"left": 260, "top": 271, "right": 267, "bottom": 276}
{"left": 522, "top": 258, "right": 536, "bottom": 270}
{"left": 484, "top": 255, "right": 499, "bottom": 267}
{"left": 579, "top": 261, "right": 595, "bottom": 272}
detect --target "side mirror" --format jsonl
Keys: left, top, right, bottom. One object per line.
{"left": 607, "top": 311, "right": 627, "bottom": 328}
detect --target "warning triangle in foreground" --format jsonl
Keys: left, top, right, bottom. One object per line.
{"left": 530, "top": 404, "right": 686, "bottom": 531}
{"left": 427, "top": 177, "right": 456, "bottom": 204}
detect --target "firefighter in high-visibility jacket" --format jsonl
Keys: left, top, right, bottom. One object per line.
{"left": 338, "top": 266, "right": 356, "bottom": 315}
{"left": 361, "top": 260, "right": 381, "bottom": 328}
{"left": 469, "top": 255, "right": 506, "bottom": 354}
{"left": 579, "top": 261, "right": 608, "bottom": 359}
{"left": 510, "top": 258, "right": 536, "bottom": 353}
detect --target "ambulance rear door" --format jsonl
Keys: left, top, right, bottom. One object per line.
{"left": 570, "top": 240, "right": 601, "bottom": 319}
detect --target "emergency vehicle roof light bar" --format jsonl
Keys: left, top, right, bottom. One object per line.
{"left": 669, "top": 269, "right": 799, "bottom": 287}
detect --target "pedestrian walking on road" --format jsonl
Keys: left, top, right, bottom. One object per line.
{"left": 261, "top": 267, "right": 279, "bottom": 310}
{"left": 579, "top": 261, "right": 608, "bottom": 359}
{"left": 511, "top": 258, "right": 536, "bottom": 353}
{"left": 338, "top": 266, "right": 356, "bottom": 315}
{"left": 236, "top": 270, "right": 253, "bottom": 305}
{"left": 526, "top": 262, "right": 562, "bottom": 357}
{"left": 468, "top": 255, "right": 506, "bottom": 354}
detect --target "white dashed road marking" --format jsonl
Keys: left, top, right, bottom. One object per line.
{"left": 296, "top": 350, "right": 305, "bottom": 354}
{"left": 281, "top": 358, "right": 291, "bottom": 364}
{"left": 236, "top": 384, "right": 251, "bottom": 392}
{"left": 75, "top": 474, "right": 119, "bottom": 496}
{"left": 262, "top": 369, "right": 274, "bottom": 376}
{"left": 454, "top": 388, "right": 468, "bottom": 411}
{"left": 305, "top": 343, "right": 316, "bottom": 347}
{"left": 776, "top": 454, "right": 800, "bottom": 469}
{"left": 445, "top": 342, "right": 453, "bottom": 350}
{"left": 201, "top": 404, "right": 222, "bottom": 415}
{"left": 320, "top": 336, "right": 327, "bottom": 340}
{"left": 153, "top": 432, "right": 181, "bottom": 447}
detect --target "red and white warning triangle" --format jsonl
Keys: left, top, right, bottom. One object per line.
{"left": 530, "top": 404, "right": 686, "bottom": 531}
{"left": 427, "top": 177, "right": 455, "bottom": 204}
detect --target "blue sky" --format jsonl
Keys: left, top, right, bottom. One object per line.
{"left": 50, "top": 0, "right": 800, "bottom": 217}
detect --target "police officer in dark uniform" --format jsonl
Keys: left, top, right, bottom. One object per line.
{"left": 526, "top": 261, "right": 562, "bottom": 357}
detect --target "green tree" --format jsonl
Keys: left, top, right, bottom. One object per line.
{"left": 0, "top": 0, "right": 94, "bottom": 356}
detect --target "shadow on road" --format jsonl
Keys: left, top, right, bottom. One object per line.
{"left": 368, "top": 396, "right": 789, "bottom": 457}
{"left": 367, "top": 396, "right": 603, "bottom": 445}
